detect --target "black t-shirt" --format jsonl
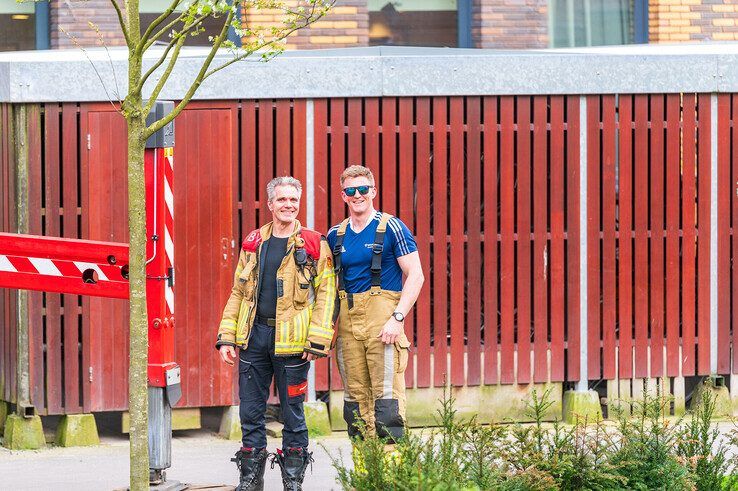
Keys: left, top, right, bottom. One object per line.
{"left": 256, "top": 236, "right": 288, "bottom": 319}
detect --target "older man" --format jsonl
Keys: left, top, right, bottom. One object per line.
{"left": 216, "top": 176, "right": 335, "bottom": 491}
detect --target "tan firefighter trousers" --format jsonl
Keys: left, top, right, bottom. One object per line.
{"left": 335, "top": 287, "right": 411, "bottom": 441}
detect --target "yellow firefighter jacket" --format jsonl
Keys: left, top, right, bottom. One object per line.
{"left": 216, "top": 220, "right": 336, "bottom": 357}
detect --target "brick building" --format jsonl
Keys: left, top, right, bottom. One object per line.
{"left": 1, "top": 0, "right": 738, "bottom": 52}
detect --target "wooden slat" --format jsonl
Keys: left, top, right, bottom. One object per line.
{"left": 549, "top": 97, "right": 565, "bottom": 382}
{"left": 617, "top": 95, "right": 634, "bottom": 380}
{"left": 633, "top": 94, "right": 649, "bottom": 378}
{"left": 532, "top": 96, "right": 548, "bottom": 383}
{"left": 449, "top": 97, "right": 465, "bottom": 387}
{"left": 292, "top": 100, "right": 307, "bottom": 227}
{"left": 516, "top": 96, "right": 532, "bottom": 385}
{"left": 62, "top": 103, "right": 82, "bottom": 413}
{"left": 432, "top": 97, "right": 449, "bottom": 387}
{"left": 364, "top": 98, "right": 380, "bottom": 178}
{"left": 483, "top": 96, "right": 499, "bottom": 385}
{"left": 601, "top": 95, "right": 617, "bottom": 380}
{"left": 414, "top": 97, "right": 432, "bottom": 388}
{"left": 78, "top": 104, "right": 93, "bottom": 412}
{"left": 732, "top": 94, "right": 738, "bottom": 374}
{"left": 398, "top": 97, "right": 415, "bottom": 388}
{"left": 381, "top": 98, "right": 397, "bottom": 215}
{"left": 329, "top": 99, "right": 346, "bottom": 226}
{"left": 682, "top": 94, "right": 697, "bottom": 376}
{"left": 697, "top": 93, "right": 711, "bottom": 376}
{"left": 665, "top": 94, "right": 681, "bottom": 377}
{"left": 347, "top": 98, "right": 362, "bottom": 165}
{"left": 258, "top": 100, "right": 274, "bottom": 224}
{"left": 566, "top": 96, "right": 580, "bottom": 383}
{"left": 650, "top": 95, "right": 665, "bottom": 378}
{"left": 241, "top": 100, "right": 258, "bottom": 236}
{"left": 466, "top": 97, "right": 482, "bottom": 386}
{"left": 44, "top": 103, "right": 63, "bottom": 413}
{"left": 26, "top": 105, "right": 44, "bottom": 412}
{"left": 717, "top": 94, "right": 731, "bottom": 374}
{"left": 274, "top": 100, "right": 290, "bottom": 179}
{"left": 500, "top": 96, "right": 515, "bottom": 384}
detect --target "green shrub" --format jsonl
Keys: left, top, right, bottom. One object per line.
{"left": 608, "top": 384, "right": 693, "bottom": 490}
{"left": 328, "top": 382, "right": 737, "bottom": 491}
{"left": 677, "top": 384, "right": 735, "bottom": 491}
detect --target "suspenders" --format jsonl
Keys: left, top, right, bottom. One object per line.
{"left": 333, "top": 213, "right": 392, "bottom": 308}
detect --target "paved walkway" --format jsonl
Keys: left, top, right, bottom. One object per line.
{"left": 0, "top": 426, "right": 353, "bottom": 491}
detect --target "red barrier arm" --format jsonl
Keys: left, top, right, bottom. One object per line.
{"left": 0, "top": 233, "right": 129, "bottom": 299}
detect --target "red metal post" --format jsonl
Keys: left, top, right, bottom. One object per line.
{"left": 145, "top": 145, "right": 177, "bottom": 388}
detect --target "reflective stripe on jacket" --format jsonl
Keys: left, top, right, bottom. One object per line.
{"left": 217, "top": 220, "right": 336, "bottom": 356}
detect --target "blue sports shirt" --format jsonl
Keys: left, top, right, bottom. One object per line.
{"left": 327, "top": 212, "right": 417, "bottom": 294}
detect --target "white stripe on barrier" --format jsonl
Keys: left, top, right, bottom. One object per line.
{"left": 74, "top": 262, "right": 109, "bottom": 281}
{"left": 0, "top": 255, "right": 16, "bottom": 272}
{"left": 165, "top": 286, "right": 174, "bottom": 315}
{"left": 165, "top": 228, "right": 174, "bottom": 266}
{"left": 164, "top": 179, "right": 174, "bottom": 218}
{"left": 28, "top": 257, "right": 62, "bottom": 277}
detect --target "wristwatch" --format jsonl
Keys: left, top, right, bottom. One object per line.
{"left": 392, "top": 311, "right": 405, "bottom": 322}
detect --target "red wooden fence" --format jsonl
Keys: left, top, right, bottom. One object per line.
{"left": 0, "top": 92, "right": 735, "bottom": 413}
{"left": 312, "top": 96, "right": 582, "bottom": 389}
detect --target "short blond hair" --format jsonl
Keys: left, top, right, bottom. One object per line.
{"left": 340, "top": 165, "right": 375, "bottom": 187}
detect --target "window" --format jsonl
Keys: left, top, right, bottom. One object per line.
{"left": 369, "top": 0, "right": 458, "bottom": 47}
{"left": 140, "top": 0, "right": 233, "bottom": 47}
{"left": 549, "top": 0, "right": 638, "bottom": 48}
{"left": 0, "top": 0, "right": 35, "bottom": 52}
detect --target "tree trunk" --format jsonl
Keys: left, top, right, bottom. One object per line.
{"left": 127, "top": 114, "right": 149, "bottom": 490}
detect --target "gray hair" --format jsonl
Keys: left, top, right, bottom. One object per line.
{"left": 266, "top": 176, "right": 302, "bottom": 202}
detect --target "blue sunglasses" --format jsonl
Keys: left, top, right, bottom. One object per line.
{"left": 343, "top": 185, "right": 373, "bottom": 197}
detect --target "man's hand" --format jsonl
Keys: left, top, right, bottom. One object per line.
{"left": 378, "top": 317, "right": 404, "bottom": 344}
{"left": 302, "top": 351, "right": 319, "bottom": 361}
{"left": 219, "top": 345, "right": 237, "bottom": 365}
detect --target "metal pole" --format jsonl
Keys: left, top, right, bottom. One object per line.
{"left": 578, "top": 95, "right": 589, "bottom": 392}
{"left": 457, "top": 0, "right": 473, "bottom": 48}
{"left": 34, "top": 3, "right": 50, "bottom": 50}
{"left": 305, "top": 99, "right": 317, "bottom": 402}
{"left": 148, "top": 387, "right": 172, "bottom": 484}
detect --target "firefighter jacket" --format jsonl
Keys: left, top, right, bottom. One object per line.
{"left": 216, "top": 220, "right": 336, "bottom": 357}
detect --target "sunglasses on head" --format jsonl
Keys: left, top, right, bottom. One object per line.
{"left": 343, "top": 185, "right": 373, "bottom": 197}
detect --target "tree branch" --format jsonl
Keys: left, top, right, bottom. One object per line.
{"left": 145, "top": 10, "right": 235, "bottom": 137}
{"left": 136, "top": 14, "right": 210, "bottom": 94}
{"left": 142, "top": 9, "right": 191, "bottom": 52}
{"left": 110, "top": 0, "right": 132, "bottom": 48}
{"left": 141, "top": 36, "right": 187, "bottom": 115}
{"left": 202, "top": 3, "right": 331, "bottom": 82}
{"left": 137, "top": 0, "right": 183, "bottom": 54}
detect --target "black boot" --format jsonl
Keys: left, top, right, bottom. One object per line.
{"left": 231, "top": 447, "right": 268, "bottom": 491}
{"left": 271, "top": 447, "right": 314, "bottom": 491}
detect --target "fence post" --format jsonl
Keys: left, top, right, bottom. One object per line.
{"left": 306, "top": 99, "right": 316, "bottom": 403}
{"left": 562, "top": 95, "right": 602, "bottom": 423}
{"left": 710, "top": 93, "right": 718, "bottom": 376}
{"left": 3, "top": 104, "right": 45, "bottom": 449}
